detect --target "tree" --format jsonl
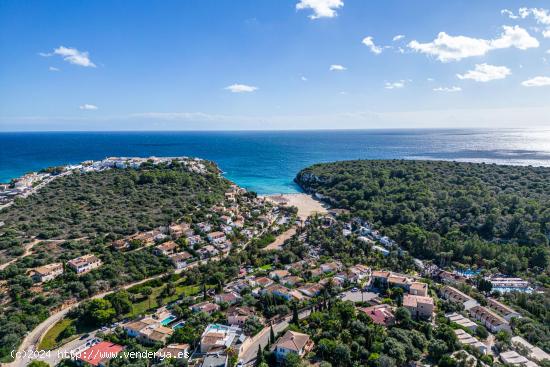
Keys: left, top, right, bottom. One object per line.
{"left": 255, "top": 345, "right": 264, "bottom": 366}
{"left": 475, "top": 325, "right": 489, "bottom": 340}
{"left": 269, "top": 325, "right": 276, "bottom": 345}
{"left": 283, "top": 353, "right": 303, "bottom": 367}
{"left": 394, "top": 307, "right": 412, "bottom": 328}
{"left": 292, "top": 303, "right": 299, "bottom": 324}
{"left": 106, "top": 291, "right": 132, "bottom": 316}
{"left": 477, "top": 278, "right": 492, "bottom": 294}
{"left": 82, "top": 299, "right": 116, "bottom": 326}
{"left": 428, "top": 339, "right": 448, "bottom": 362}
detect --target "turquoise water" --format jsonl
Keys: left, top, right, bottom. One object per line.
{"left": 161, "top": 315, "right": 176, "bottom": 326}
{"left": 172, "top": 322, "right": 185, "bottom": 330}
{"left": 1, "top": 129, "right": 549, "bottom": 194}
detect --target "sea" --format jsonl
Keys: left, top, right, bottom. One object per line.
{"left": 1, "top": 129, "right": 550, "bottom": 194}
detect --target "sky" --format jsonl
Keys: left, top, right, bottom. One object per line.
{"left": 0, "top": 0, "right": 549, "bottom": 131}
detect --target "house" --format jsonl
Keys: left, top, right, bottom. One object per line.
{"left": 207, "top": 231, "right": 226, "bottom": 244}
{"left": 320, "top": 261, "right": 342, "bottom": 273}
{"left": 214, "top": 291, "right": 242, "bottom": 305}
{"left": 192, "top": 302, "right": 221, "bottom": 315}
{"left": 197, "top": 245, "right": 219, "bottom": 259}
{"left": 297, "top": 283, "right": 323, "bottom": 297}
{"left": 144, "top": 325, "right": 174, "bottom": 344}
{"left": 487, "top": 298, "right": 521, "bottom": 321}
{"left": 187, "top": 235, "right": 202, "bottom": 246}
{"left": 500, "top": 351, "right": 539, "bottom": 367}
{"left": 156, "top": 344, "right": 189, "bottom": 360}
{"left": 263, "top": 284, "right": 293, "bottom": 301}
{"left": 438, "top": 270, "right": 467, "bottom": 285}
{"left": 440, "top": 286, "right": 479, "bottom": 310}
{"left": 68, "top": 255, "right": 102, "bottom": 275}
{"left": 269, "top": 269, "right": 290, "bottom": 280}
{"left": 198, "top": 222, "right": 212, "bottom": 233}
{"left": 388, "top": 274, "right": 413, "bottom": 290}
{"left": 454, "top": 329, "right": 488, "bottom": 355}
{"left": 511, "top": 336, "right": 550, "bottom": 363}
{"left": 347, "top": 265, "right": 371, "bottom": 283}
{"left": 273, "top": 330, "right": 314, "bottom": 361}
{"left": 123, "top": 318, "right": 174, "bottom": 344}
{"left": 468, "top": 305, "right": 511, "bottom": 333}
{"left": 31, "top": 263, "right": 63, "bottom": 283}
{"left": 200, "top": 324, "right": 246, "bottom": 354}
{"left": 358, "top": 305, "right": 395, "bottom": 326}
{"left": 409, "top": 282, "right": 429, "bottom": 297}
{"left": 253, "top": 276, "right": 274, "bottom": 288}
{"left": 219, "top": 215, "right": 232, "bottom": 225}
{"left": 403, "top": 294, "right": 434, "bottom": 319}
{"left": 169, "top": 223, "right": 190, "bottom": 237}
{"left": 282, "top": 276, "right": 303, "bottom": 287}
{"left": 77, "top": 341, "right": 124, "bottom": 367}
{"left": 371, "top": 271, "right": 391, "bottom": 287}
{"left": 226, "top": 306, "right": 258, "bottom": 326}
{"left": 154, "top": 241, "right": 178, "bottom": 256}
{"left": 112, "top": 239, "right": 129, "bottom": 251}
{"left": 446, "top": 312, "right": 478, "bottom": 332}
{"left": 170, "top": 252, "right": 192, "bottom": 269}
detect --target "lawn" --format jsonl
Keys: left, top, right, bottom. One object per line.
{"left": 125, "top": 283, "right": 204, "bottom": 318}
{"left": 38, "top": 319, "right": 75, "bottom": 351}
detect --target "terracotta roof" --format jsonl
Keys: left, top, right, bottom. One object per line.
{"left": 275, "top": 330, "right": 311, "bottom": 352}
{"left": 78, "top": 342, "right": 124, "bottom": 366}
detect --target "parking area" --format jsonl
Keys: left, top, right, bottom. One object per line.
{"left": 340, "top": 289, "right": 378, "bottom": 303}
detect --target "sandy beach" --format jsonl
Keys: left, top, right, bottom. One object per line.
{"left": 264, "top": 193, "right": 328, "bottom": 220}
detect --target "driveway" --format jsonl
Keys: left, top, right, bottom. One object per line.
{"left": 340, "top": 289, "right": 378, "bottom": 303}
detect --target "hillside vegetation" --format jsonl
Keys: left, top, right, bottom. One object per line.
{"left": 0, "top": 160, "right": 229, "bottom": 361}
{"left": 0, "top": 160, "right": 228, "bottom": 260}
{"left": 296, "top": 160, "right": 550, "bottom": 276}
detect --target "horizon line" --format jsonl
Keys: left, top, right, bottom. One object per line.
{"left": 0, "top": 127, "right": 544, "bottom": 133}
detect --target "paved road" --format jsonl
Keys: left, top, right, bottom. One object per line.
{"left": 240, "top": 310, "right": 311, "bottom": 366}
{"left": 3, "top": 273, "right": 171, "bottom": 367}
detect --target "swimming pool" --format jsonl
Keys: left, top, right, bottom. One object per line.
{"left": 172, "top": 321, "right": 185, "bottom": 330}
{"left": 161, "top": 315, "right": 177, "bottom": 326}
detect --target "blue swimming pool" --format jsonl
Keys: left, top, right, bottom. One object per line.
{"left": 172, "top": 321, "right": 185, "bottom": 330}
{"left": 161, "top": 315, "right": 177, "bottom": 326}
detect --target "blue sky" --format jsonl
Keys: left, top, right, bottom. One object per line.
{"left": 1, "top": 0, "right": 549, "bottom": 131}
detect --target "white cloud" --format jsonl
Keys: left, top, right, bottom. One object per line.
{"left": 522, "top": 8, "right": 550, "bottom": 25}
{"left": 224, "top": 84, "right": 258, "bottom": 93}
{"left": 408, "top": 25, "right": 539, "bottom": 62}
{"left": 457, "top": 63, "right": 511, "bottom": 82}
{"left": 79, "top": 104, "right": 98, "bottom": 110}
{"left": 393, "top": 34, "right": 405, "bottom": 42}
{"left": 48, "top": 66, "right": 60, "bottom": 72}
{"left": 361, "top": 36, "right": 383, "bottom": 54}
{"left": 329, "top": 64, "right": 346, "bottom": 71}
{"left": 521, "top": 76, "right": 550, "bottom": 87}
{"left": 301, "top": 76, "right": 308, "bottom": 81}
{"left": 427, "top": 78, "right": 435, "bottom": 82}
{"left": 501, "top": 9, "right": 519, "bottom": 19}
{"left": 40, "top": 46, "right": 96, "bottom": 67}
{"left": 385, "top": 80, "right": 406, "bottom": 89}
{"left": 491, "top": 25, "right": 539, "bottom": 50}
{"left": 433, "top": 86, "right": 462, "bottom": 92}
{"left": 503, "top": 8, "right": 550, "bottom": 38}
{"left": 296, "top": 0, "right": 343, "bottom": 19}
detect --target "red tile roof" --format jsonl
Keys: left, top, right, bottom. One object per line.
{"left": 78, "top": 342, "right": 124, "bottom": 366}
